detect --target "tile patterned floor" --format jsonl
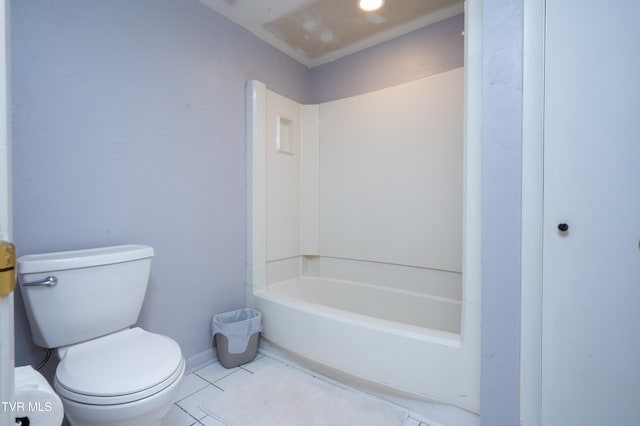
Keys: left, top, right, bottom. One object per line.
{"left": 162, "top": 352, "right": 429, "bottom": 426}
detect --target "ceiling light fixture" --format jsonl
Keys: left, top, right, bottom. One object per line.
{"left": 358, "top": 0, "right": 384, "bottom": 12}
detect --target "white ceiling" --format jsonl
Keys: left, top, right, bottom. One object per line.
{"left": 199, "top": 0, "right": 464, "bottom": 68}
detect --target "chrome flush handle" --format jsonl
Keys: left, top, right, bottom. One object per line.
{"left": 22, "top": 276, "right": 58, "bottom": 287}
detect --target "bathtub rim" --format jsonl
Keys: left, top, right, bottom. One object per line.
{"left": 253, "top": 276, "right": 464, "bottom": 348}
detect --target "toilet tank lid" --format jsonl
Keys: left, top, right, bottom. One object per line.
{"left": 17, "top": 244, "right": 154, "bottom": 274}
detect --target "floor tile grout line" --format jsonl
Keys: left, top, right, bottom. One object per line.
{"left": 173, "top": 404, "right": 202, "bottom": 425}
{"left": 193, "top": 369, "right": 237, "bottom": 385}
{"left": 239, "top": 365, "right": 256, "bottom": 375}
{"left": 174, "top": 383, "right": 210, "bottom": 404}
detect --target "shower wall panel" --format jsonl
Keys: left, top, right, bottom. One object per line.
{"left": 266, "top": 90, "right": 303, "bottom": 263}
{"left": 318, "top": 68, "right": 464, "bottom": 272}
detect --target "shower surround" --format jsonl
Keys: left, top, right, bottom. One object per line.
{"left": 245, "top": 68, "right": 480, "bottom": 425}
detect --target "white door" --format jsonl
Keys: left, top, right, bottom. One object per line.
{"left": 542, "top": 1, "right": 640, "bottom": 425}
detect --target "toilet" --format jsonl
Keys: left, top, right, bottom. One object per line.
{"left": 17, "top": 244, "right": 185, "bottom": 426}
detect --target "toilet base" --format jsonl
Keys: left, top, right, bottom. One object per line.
{"left": 60, "top": 361, "right": 184, "bottom": 426}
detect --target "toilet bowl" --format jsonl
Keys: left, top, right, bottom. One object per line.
{"left": 17, "top": 245, "right": 185, "bottom": 426}
{"left": 54, "top": 328, "right": 184, "bottom": 426}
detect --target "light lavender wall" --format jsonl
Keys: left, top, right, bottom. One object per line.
{"left": 11, "top": 2, "right": 524, "bottom": 422}
{"left": 309, "top": 14, "right": 464, "bottom": 103}
{"left": 480, "top": 0, "right": 523, "bottom": 424}
{"left": 10, "top": 0, "right": 310, "bottom": 370}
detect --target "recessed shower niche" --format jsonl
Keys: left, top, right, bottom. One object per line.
{"left": 276, "top": 115, "right": 294, "bottom": 155}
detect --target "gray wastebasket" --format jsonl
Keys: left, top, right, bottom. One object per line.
{"left": 211, "top": 308, "right": 262, "bottom": 368}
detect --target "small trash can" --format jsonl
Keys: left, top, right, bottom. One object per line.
{"left": 211, "top": 308, "right": 262, "bottom": 368}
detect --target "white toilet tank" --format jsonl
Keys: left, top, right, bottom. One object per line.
{"left": 17, "top": 245, "right": 154, "bottom": 349}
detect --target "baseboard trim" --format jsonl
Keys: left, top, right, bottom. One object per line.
{"left": 184, "top": 347, "right": 216, "bottom": 374}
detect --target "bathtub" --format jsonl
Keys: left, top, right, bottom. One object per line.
{"left": 246, "top": 275, "right": 480, "bottom": 425}
{"left": 245, "top": 77, "right": 480, "bottom": 425}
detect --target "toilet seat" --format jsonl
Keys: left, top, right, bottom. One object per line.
{"left": 54, "top": 327, "right": 184, "bottom": 405}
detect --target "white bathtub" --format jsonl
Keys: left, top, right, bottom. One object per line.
{"left": 246, "top": 276, "right": 480, "bottom": 425}
{"left": 246, "top": 78, "right": 480, "bottom": 425}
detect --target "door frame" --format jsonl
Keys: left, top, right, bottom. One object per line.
{"left": 520, "top": 0, "right": 546, "bottom": 424}
{"left": 0, "top": 1, "right": 13, "bottom": 425}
